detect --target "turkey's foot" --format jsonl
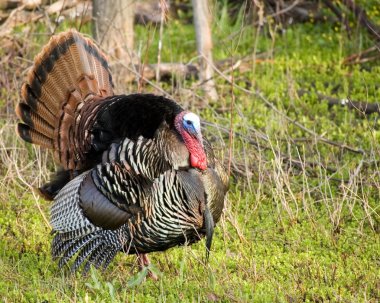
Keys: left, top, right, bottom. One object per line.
{"left": 137, "top": 253, "right": 158, "bottom": 281}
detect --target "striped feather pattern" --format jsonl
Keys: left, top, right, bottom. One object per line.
{"left": 16, "top": 29, "right": 114, "bottom": 170}
{"left": 116, "top": 136, "right": 170, "bottom": 180}
{"left": 130, "top": 170, "right": 206, "bottom": 253}
{"left": 48, "top": 135, "right": 216, "bottom": 270}
{"left": 51, "top": 172, "right": 97, "bottom": 235}
{"left": 52, "top": 229, "right": 122, "bottom": 273}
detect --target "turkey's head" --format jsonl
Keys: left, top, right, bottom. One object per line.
{"left": 175, "top": 111, "right": 207, "bottom": 170}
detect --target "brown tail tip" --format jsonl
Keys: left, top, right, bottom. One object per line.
{"left": 17, "top": 123, "right": 53, "bottom": 148}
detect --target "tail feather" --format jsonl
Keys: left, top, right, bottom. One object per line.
{"left": 17, "top": 29, "right": 114, "bottom": 171}
{"left": 20, "top": 85, "right": 56, "bottom": 126}
{"left": 15, "top": 103, "right": 54, "bottom": 138}
{"left": 17, "top": 124, "right": 53, "bottom": 148}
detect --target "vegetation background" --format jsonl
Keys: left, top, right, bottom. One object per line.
{"left": 0, "top": 0, "right": 379, "bottom": 302}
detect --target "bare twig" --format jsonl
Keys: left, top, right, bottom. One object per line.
{"left": 342, "top": 45, "right": 380, "bottom": 65}
{"left": 227, "top": 57, "right": 235, "bottom": 178}
{"left": 265, "top": 0, "right": 300, "bottom": 19}
{"left": 203, "top": 121, "right": 338, "bottom": 175}
{"left": 128, "top": 63, "right": 198, "bottom": 83}
{"left": 0, "top": 0, "right": 80, "bottom": 38}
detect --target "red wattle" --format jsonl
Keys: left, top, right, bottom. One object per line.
{"left": 190, "top": 153, "right": 207, "bottom": 170}
{"left": 175, "top": 111, "right": 207, "bottom": 171}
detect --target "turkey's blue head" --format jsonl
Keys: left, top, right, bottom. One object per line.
{"left": 175, "top": 111, "right": 207, "bottom": 170}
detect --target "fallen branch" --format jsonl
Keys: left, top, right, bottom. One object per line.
{"left": 0, "top": 4, "right": 28, "bottom": 37}
{"left": 0, "top": 0, "right": 20, "bottom": 10}
{"left": 265, "top": 0, "right": 301, "bottom": 20}
{"left": 259, "top": 0, "right": 331, "bottom": 26}
{"left": 128, "top": 63, "right": 199, "bottom": 82}
{"left": 120, "top": 54, "right": 272, "bottom": 84}
{"left": 134, "top": 0, "right": 162, "bottom": 25}
{"left": 298, "top": 89, "right": 380, "bottom": 116}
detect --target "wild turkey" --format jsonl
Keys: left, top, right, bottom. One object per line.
{"left": 16, "top": 30, "right": 228, "bottom": 275}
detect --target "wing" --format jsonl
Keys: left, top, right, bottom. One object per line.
{"left": 50, "top": 172, "right": 123, "bottom": 272}
{"left": 51, "top": 164, "right": 151, "bottom": 232}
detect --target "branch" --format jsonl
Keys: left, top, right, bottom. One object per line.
{"left": 342, "top": 45, "right": 380, "bottom": 65}
{"left": 298, "top": 89, "right": 380, "bottom": 116}
{"left": 0, "top": 0, "right": 80, "bottom": 38}
{"left": 121, "top": 63, "right": 198, "bottom": 83}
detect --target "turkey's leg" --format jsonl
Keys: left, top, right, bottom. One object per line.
{"left": 137, "top": 253, "right": 158, "bottom": 280}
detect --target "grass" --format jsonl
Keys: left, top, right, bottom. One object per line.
{"left": 1, "top": 1, "right": 380, "bottom": 302}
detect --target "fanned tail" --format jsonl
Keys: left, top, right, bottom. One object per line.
{"left": 16, "top": 29, "right": 114, "bottom": 169}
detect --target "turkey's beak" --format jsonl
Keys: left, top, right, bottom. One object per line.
{"left": 204, "top": 205, "right": 214, "bottom": 262}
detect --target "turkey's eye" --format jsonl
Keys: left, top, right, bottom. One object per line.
{"left": 183, "top": 119, "right": 194, "bottom": 129}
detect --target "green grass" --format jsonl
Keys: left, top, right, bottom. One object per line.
{"left": 1, "top": 2, "right": 380, "bottom": 302}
